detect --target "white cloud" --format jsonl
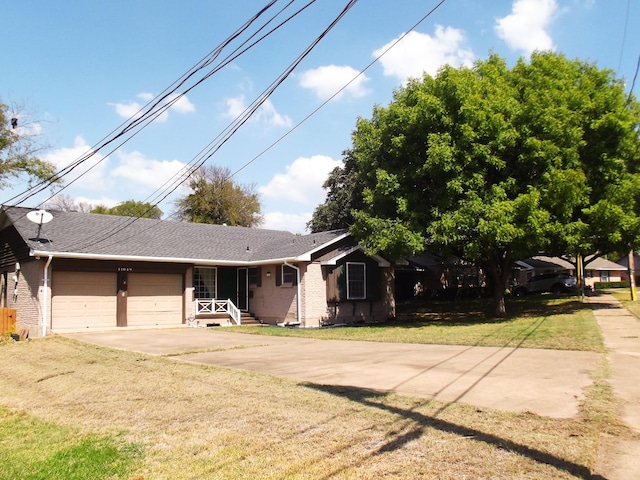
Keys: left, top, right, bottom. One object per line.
{"left": 495, "top": 0, "right": 558, "bottom": 55}
{"left": 111, "top": 150, "right": 187, "bottom": 190}
{"left": 42, "top": 136, "right": 109, "bottom": 190}
{"left": 259, "top": 155, "right": 341, "bottom": 206}
{"left": 109, "top": 92, "right": 195, "bottom": 123}
{"left": 299, "top": 65, "right": 370, "bottom": 100}
{"left": 261, "top": 211, "right": 311, "bottom": 234}
{"left": 168, "top": 94, "right": 195, "bottom": 114}
{"left": 374, "top": 27, "right": 475, "bottom": 83}
{"left": 223, "top": 95, "right": 292, "bottom": 128}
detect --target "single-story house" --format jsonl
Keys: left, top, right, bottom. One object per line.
{"left": 615, "top": 253, "right": 640, "bottom": 285}
{"left": 395, "top": 253, "right": 484, "bottom": 301}
{"left": 514, "top": 255, "right": 627, "bottom": 289}
{"left": 0, "top": 206, "right": 394, "bottom": 337}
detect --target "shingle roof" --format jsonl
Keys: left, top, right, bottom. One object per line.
{"left": 2, "top": 206, "right": 349, "bottom": 265}
{"left": 519, "top": 255, "right": 627, "bottom": 272}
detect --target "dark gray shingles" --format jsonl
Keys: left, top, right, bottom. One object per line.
{"left": 4, "top": 206, "right": 348, "bottom": 263}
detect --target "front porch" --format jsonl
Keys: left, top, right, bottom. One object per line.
{"left": 192, "top": 298, "right": 261, "bottom": 326}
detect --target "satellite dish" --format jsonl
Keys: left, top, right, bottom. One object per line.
{"left": 27, "top": 209, "right": 53, "bottom": 225}
{"left": 26, "top": 209, "right": 53, "bottom": 243}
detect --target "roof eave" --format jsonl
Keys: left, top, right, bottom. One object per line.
{"left": 29, "top": 249, "right": 308, "bottom": 267}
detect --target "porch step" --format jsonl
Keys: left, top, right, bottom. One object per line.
{"left": 196, "top": 312, "right": 261, "bottom": 326}
{"left": 239, "top": 312, "right": 261, "bottom": 326}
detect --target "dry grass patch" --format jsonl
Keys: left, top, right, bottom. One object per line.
{"left": 0, "top": 336, "right": 617, "bottom": 479}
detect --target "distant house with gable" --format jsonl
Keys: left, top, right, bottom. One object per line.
{"left": 514, "top": 255, "right": 627, "bottom": 289}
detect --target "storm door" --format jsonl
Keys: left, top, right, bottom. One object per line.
{"left": 237, "top": 268, "right": 248, "bottom": 311}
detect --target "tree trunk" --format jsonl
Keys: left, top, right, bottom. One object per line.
{"left": 485, "top": 250, "right": 510, "bottom": 318}
{"left": 493, "top": 281, "right": 507, "bottom": 318}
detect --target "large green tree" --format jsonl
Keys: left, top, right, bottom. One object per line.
{"left": 308, "top": 149, "right": 365, "bottom": 232}
{"left": 91, "top": 200, "right": 163, "bottom": 219}
{"left": 348, "top": 52, "right": 640, "bottom": 316}
{"left": 1, "top": 100, "right": 57, "bottom": 190}
{"left": 174, "top": 165, "right": 263, "bottom": 227}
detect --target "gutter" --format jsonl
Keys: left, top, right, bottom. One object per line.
{"left": 30, "top": 249, "right": 306, "bottom": 268}
{"left": 284, "top": 261, "right": 301, "bottom": 326}
{"left": 42, "top": 255, "right": 53, "bottom": 337}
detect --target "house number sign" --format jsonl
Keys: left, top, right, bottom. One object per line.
{"left": 117, "top": 267, "right": 133, "bottom": 272}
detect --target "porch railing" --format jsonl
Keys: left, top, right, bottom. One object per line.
{"left": 195, "top": 298, "right": 241, "bottom": 325}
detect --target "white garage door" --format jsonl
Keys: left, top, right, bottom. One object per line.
{"left": 127, "top": 273, "right": 183, "bottom": 327}
{"left": 52, "top": 271, "right": 117, "bottom": 332}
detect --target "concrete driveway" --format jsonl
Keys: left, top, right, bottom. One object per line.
{"left": 65, "top": 327, "right": 599, "bottom": 419}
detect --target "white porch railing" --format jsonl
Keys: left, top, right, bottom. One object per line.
{"left": 195, "top": 299, "right": 241, "bottom": 325}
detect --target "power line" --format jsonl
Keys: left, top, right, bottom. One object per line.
{"left": 232, "top": 0, "right": 449, "bottom": 178}
{"left": 627, "top": 53, "right": 640, "bottom": 105}
{"left": 3, "top": 0, "right": 289, "bottom": 207}
{"left": 61, "top": 0, "right": 359, "bottom": 252}
{"left": 617, "top": 0, "right": 631, "bottom": 72}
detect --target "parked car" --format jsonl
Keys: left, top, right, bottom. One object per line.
{"left": 512, "top": 273, "right": 578, "bottom": 296}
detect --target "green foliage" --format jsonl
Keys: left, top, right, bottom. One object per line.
{"left": 308, "top": 150, "right": 365, "bottom": 232}
{"left": 174, "top": 165, "right": 263, "bottom": 227}
{"left": 91, "top": 199, "right": 163, "bottom": 219}
{"left": 0, "top": 407, "right": 142, "bottom": 479}
{"left": 0, "top": 101, "right": 58, "bottom": 190}
{"left": 347, "top": 52, "right": 640, "bottom": 315}
{"left": 594, "top": 281, "right": 629, "bottom": 290}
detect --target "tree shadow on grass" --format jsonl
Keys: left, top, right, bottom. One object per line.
{"left": 302, "top": 383, "right": 604, "bottom": 480}
{"left": 394, "top": 296, "right": 588, "bottom": 327}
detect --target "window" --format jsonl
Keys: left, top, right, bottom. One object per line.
{"left": 347, "top": 262, "right": 366, "bottom": 300}
{"left": 248, "top": 267, "right": 261, "bottom": 287}
{"left": 282, "top": 265, "right": 295, "bottom": 285}
{"left": 600, "top": 271, "right": 610, "bottom": 282}
{"left": 276, "top": 265, "right": 297, "bottom": 287}
{"left": 194, "top": 267, "right": 216, "bottom": 299}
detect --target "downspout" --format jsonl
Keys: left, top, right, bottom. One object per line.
{"left": 42, "top": 255, "right": 53, "bottom": 337}
{"left": 284, "top": 261, "right": 301, "bottom": 326}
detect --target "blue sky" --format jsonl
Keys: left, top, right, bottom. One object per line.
{"left": 2, "top": 0, "right": 639, "bottom": 233}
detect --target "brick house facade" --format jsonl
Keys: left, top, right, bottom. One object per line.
{"left": 1, "top": 206, "right": 394, "bottom": 336}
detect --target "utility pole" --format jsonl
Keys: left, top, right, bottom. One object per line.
{"left": 629, "top": 250, "right": 637, "bottom": 301}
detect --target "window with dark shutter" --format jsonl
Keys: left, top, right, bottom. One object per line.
{"left": 248, "top": 267, "right": 261, "bottom": 287}
{"left": 346, "top": 262, "right": 366, "bottom": 300}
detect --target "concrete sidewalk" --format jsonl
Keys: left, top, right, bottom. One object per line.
{"left": 588, "top": 293, "right": 640, "bottom": 479}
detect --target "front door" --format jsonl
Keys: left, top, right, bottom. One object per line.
{"left": 117, "top": 271, "right": 128, "bottom": 327}
{"left": 237, "top": 268, "right": 248, "bottom": 311}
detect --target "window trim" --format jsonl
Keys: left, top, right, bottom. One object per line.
{"left": 346, "top": 261, "right": 366, "bottom": 300}
{"left": 281, "top": 264, "right": 295, "bottom": 286}
{"left": 193, "top": 266, "right": 217, "bottom": 299}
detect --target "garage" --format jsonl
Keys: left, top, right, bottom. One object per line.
{"left": 52, "top": 271, "right": 117, "bottom": 332}
{"left": 127, "top": 273, "right": 184, "bottom": 327}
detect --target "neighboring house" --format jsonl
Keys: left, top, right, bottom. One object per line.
{"left": 514, "top": 255, "right": 627, "bottom": 289}
{"left": 614, "top": 253, "right": 640, "bottom": 285}
{"left": 395, "top": 253, "right": 484, "bottom": 301}
{"left": 0, "top": 206, "right": 394, "bottom": 337}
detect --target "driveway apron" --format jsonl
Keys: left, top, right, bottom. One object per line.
{"left": 65, "top": 326, "right": 598, "bottom": 419}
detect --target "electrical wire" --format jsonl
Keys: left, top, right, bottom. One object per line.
{"left": 12, "top": 0, "right": 451, "bottom": 252}
{"left": 3, "top": 0, "right": 288, "bottom": 207}
{"left": 60, "top": 0, "right": 360, "bottom": 252}
{"left": 231, "top": 0, "right": 449, "bottom": 179}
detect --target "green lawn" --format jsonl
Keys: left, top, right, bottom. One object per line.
{"left": 0, "top": 408, "right": 142, "bottom": 480}
{"left": 228, "top": 296, "right": 604, "bottom": 352}
{"left": 609, "top": 288, "right": 640, "bottom": 319}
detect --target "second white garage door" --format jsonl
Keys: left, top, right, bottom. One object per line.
{"left": 127, "top": 273, "right": 183, "bottom": 327}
